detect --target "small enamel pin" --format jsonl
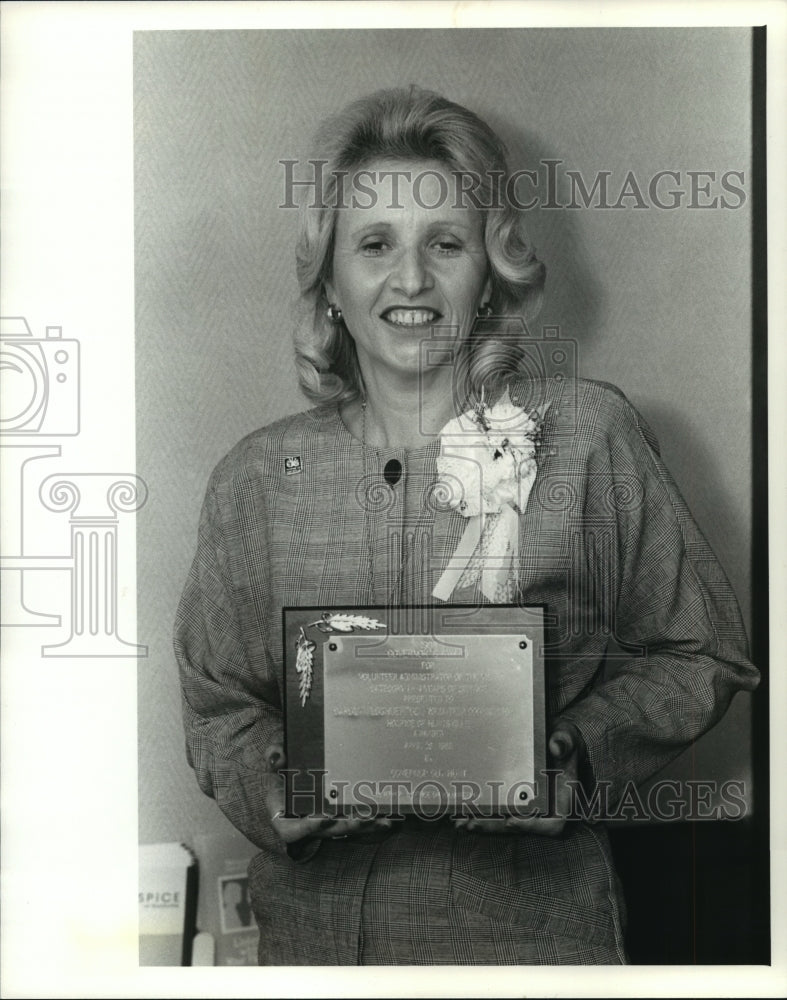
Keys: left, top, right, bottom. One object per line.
{"left": 284, "top": 456, "right": 302, "bottom": 476}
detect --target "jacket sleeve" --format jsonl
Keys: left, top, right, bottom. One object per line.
{"left": 555, "top": 390, "right": 760, "bottom": 803}
{"left": 173, "top": 459, "right": 296, "bottom": 855}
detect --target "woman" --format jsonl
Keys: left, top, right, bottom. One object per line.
{"left": 174, "top": 87, "right": 758, "bottom": 965}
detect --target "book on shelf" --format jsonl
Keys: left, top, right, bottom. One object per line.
{"left": 138, "top": 841, "right": 198, "bottom": 966}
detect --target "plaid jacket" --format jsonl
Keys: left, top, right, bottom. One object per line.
{"left": 174, "top": 379, "right": 758, "bottom": 964}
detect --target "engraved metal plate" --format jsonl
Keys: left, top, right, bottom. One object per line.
{"left": 322, "top": 633, "right": 534, "bottom": 812}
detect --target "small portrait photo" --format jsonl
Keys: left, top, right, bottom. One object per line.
{"left": 218, "top": 875, "right": 253, "bottom": 933}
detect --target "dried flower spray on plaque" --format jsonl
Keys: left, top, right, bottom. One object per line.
{"left": 294, "top": 613, "right": 386, "bottom": 706}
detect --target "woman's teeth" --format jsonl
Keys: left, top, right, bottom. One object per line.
{"left": 384, "top": 309, "right": 439, "bottom": 327}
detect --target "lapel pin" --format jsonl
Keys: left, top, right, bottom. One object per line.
{"left": 284, "top": 456, "right": 302, "bottom": 476}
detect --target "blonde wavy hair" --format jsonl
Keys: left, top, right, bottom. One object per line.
{"left": 293, "top": 86, "right": 546, "bottom": 405}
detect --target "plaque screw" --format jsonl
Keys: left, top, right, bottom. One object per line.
{"left": 329, "top": 642, "right": 338, "bottom": 651}
{"left": 519, "top": 640, "right": 527, "bottom": 649}
{"left": 330, "top": 789, "right": 338, "bottom": 798}
{"left": 519, "top": 790, "right": 529, "bottom": 801}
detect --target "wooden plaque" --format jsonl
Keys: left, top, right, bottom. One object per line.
{"left": 283, "top": 604, "right": 546, "bottom": 818}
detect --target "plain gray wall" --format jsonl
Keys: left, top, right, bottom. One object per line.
{"left": 135, "top": 28, "right": 755, "bottom": 845}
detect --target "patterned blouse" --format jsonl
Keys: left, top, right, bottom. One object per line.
{"left": 174, "top": 378, "right": 758, "bottom": 964}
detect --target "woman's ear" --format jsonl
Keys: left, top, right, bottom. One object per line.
{"left": 324, "top": 280, "right": 338, "bottom": 309}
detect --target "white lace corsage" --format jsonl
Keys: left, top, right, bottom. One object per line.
{"left": 432, "top": 386, "right": 549, "bottom": 603}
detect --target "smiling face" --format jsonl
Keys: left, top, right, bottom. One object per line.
{"left": 325, "top": 158, "right": 491, "bottom": 388}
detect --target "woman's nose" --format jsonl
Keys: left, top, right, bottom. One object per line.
{"left": 389, "top": 245, "right": 434, "bottom": 297}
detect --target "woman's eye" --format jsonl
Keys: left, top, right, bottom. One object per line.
{"left": 433, "top": 240, "right": 462, "bottom": 254}
{"left": 361, "top": 240, "right": 387, "bottom": 255}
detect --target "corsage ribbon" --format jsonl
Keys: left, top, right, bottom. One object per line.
{"left": 433, "top": 505, "right": 520, "bottom": 603}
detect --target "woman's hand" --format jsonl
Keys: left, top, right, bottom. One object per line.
{"left": 451, "top": 725, "right": 582, "bottom": 838}
{"left": 262, "top": 745, "right": 393, "bottom": 844}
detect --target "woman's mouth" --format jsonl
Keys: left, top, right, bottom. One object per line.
{"left": 381, "top": 308, "right": 442, "bottom": 328}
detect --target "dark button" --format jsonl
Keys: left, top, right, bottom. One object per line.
{"left": 383, "top": 458, "right": 402, "bottom": 487}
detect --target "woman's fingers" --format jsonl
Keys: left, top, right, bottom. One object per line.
{"left": 268, "top": 805, "right": 354, "bottom": 843}
{"left": 451, "top": 814, "right": 566, "bottom": 837}
{"left": 264, "top": 742, "right": 286, "bottom": 770}
{"left": 266, "top": 780, "right": 394, "bottom": 843}
{"left": 315, "top": 816, "right": 393, "bottom": 840}
{"left": 548, "top": 726, "right": 577, "bottom": 763}
{"left": 265, "top": 772, "right": 336, "bottom": 842}
{"left": 266, "top": 784, "right": 316, "bottom": 843}
{"left": 453, "top": 816, "right": 507, "bottom": 834}
{"left": 504, "top": 815, "right": 566, "bottom": 837}
{"left": 264, "top": 744, "right": 320, "bottom": 843}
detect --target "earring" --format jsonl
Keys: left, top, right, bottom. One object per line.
{"left": 477, "top": 303, "right": 493, "bottom": 318}
{"left": 326, "top": 304, "right": 343, "bottom": 323}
